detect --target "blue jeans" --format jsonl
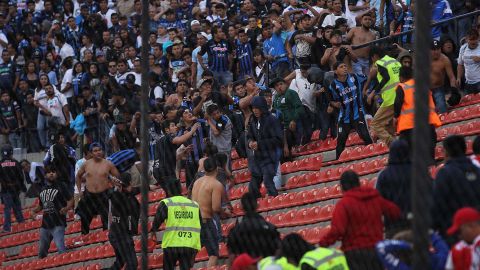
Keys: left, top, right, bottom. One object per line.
{"left": 465, "top": 82, "right": 480, "bottom": 94}
{"left": 1, "top": 192, "right": 24, "bottom": 231}
{"left": 39, "top": 226, "right": 66, "bottom": 258}
{"left": 8, "top": 132, "right": 22, "bottom": 148}
{"left": 37, "top": 113, "right": 48, "bottom": 148}
{"left": 353, "top": 57, "right": 370, "bottom": 76}
{"left": 212, "top": 71, "right": 233, "bottom": 86}
{"left": 431, "top": 87, "right": 447, "bottom": 113}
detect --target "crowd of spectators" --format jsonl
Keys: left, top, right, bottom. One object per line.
{"left": 0, "top": 0, "right": 480, "bottom": 268}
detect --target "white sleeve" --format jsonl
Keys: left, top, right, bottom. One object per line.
{"left": 154, "top": 86, "right": 164, "bottom": 99}
{"left": 458, "top": 44, "right": 466, "bottom": 65}
{"left": 58, "top": 93, "right": 68, "bottom": 107}
{"left": 0, "top": 33, "right": 7, "bottom": 45}
{"left": 322, "top": 15, "right": 332, "bottom": 27}
{"left": 444, "top": 251, "right": 454, "bottom": 270}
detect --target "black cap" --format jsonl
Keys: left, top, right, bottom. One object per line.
{"left": 269, "top": 77, "right": 285, "bottom": 88}
{"left": 431, "top": 40, "right": 441, "bottom": 49}
{"left": 126, "top": 74, "right": 135, "bottom": 83}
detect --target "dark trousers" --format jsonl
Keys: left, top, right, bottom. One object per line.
{"left": 109, "top": 232, "right": 137, "bottom": 270}
{"left": 76, "top": 190, "right": 109, "bottom": 234}
{"left": 184, "top": 160, "right": 198, "bottom": 190}
{"left": 249, "top": 157, "right": 278, "bottom": 198}
{"left": 344, "top": 248, "right": 383, "bottom": 270}
{"left": 317, "top": 110, "right": 337, "bottom": 140}
{"left": 1, "top": 192, "right": 24, "bottom": 231}
{"left": 336, "top": 119, "right": 373, "bottom": 159}
{"left": 399, "top": 125, "right": 437, "bottom": 165}
{"left": 300, "top": 106, "right": 315, "bottom": 145}
{"left": 163, "top": 247, "right": 197, "bottom": 270}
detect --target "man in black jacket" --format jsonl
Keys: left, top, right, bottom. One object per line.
{"left": 433, "top": 135, "right": 480, "bottom": 243}
{"left": 0, "top": 144, "right": 26, "bottom": 232}
{"left": 108, "top": 172, "right": 140, "bottom": 270}
{"left": 227, "top": 192, "right": 280, "bottom": 257}
{"left": 247, "top": 96, "right": 283, "bottom": 198}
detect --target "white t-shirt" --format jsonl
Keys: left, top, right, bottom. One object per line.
{"left": 150, "top": 85, "right": 164, "bottom": 100}
{"left": 458, "top": 43, "right": 480, "bottom": 84}
{"left": 74, "top": 158, "right": 86, "bottom": 194}
{"left": 35, "top": 90, "right": 68, "bottom": 125}
{"left": 345, "top": 0, "right": 366, "bottom": 23}
{"left": 192, "top": 46, "right": 208, "bottom": 84}
{"left": 289, "top": 69, "right": 316, "bottom": 112}
{"left": 98, "top": 9, "right": 116, "bottom": 28}
{"left": 60, "top": 68, "right": 74, "bottom": 98}
{"left": 322, "top": 13, "right": 355, "bottom": 28}
{"left": 0, "top": 31, "right": 8, "bottom": 64}
{"left": 59, "top": 43, "right": 75, "bottom": 61}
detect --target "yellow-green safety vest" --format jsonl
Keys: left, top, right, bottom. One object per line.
{"left": 375, "top": 55, "right": 401, "bottom": 108}
{"left": 258, "top": 256, "right": 296, "bottom": 270}
{"left": 299, "top": 248, "right": 350, "bottom": 270}
{"left": 161, "top": 196, "right": 201, "bottom": 250}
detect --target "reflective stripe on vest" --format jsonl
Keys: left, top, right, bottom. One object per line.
{"left": 161, "top": 196, "right": 201, "bottom": 250}
{"left": 396, "top": 79, "right": 441, "bottom": 133}
{"left": 376, "top": 56, "right": 401, "bottom": 107}
{"left": 300, "top": 248, "right": 349, "bottom": 270}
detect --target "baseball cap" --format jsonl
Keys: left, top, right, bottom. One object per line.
{"left": 126, "top": 74, "right": 136, "bottom": 83}
{"left": 447, "top": 207, "right": 480, "bottom": 235}
{"left": 191, "top": 20, "right": 200, "bottom": 26}
{"left": 197, "top": 78, "right": 213, "bottom": 88}
{"left": 268, "top": 77, "right": 285, "bottom": 88}
{"left": 232, "top": 254, "right": 259, "bottom": 270}
{"left": 197, "top": 32, "right": 209, "bottom": 40}
{"left": 431, "top": 40, "right": 441, "bottom": 50}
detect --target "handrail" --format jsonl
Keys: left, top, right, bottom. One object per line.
{"left": 352, "top": 9, "right": 480, "bottom": 50}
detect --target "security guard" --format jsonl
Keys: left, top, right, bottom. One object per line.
{"left": 258, "top": 256, "right": 296, "bottom": 270}
{"left": 150, "top": 179, "right": 201, "bottom": 270}
{"left": 394, "top": 66, "right": 441, "bottom": 162}
{"left": 281, "top": 233, "right": 349, "bottom": 270}
{"left": 370, "top": 46, "right": 402, "bottom": 146}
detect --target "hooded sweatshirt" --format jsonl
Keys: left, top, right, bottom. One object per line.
{"left": 377, "top": 140, "right": 413, "bottom": 233}
{"left": 247, "top": 96, "right": 283, "bottom": 164}
{"left": 318, "top": 186, "right": 401, "bottom": 251}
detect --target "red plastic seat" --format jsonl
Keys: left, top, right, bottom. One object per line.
{"left": 304, "top": 155, "right": 323, "bottom": 170}
{"left": 148, "top": 253, "right": 164, "bottom": 269}
{"left": 196, "top": 247, "right": 209, "bottom": 261}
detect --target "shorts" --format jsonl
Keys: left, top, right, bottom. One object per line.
{"left": 200, "top": 218, "right": 220, "bottom": 257}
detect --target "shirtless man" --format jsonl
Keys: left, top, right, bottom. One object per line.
{"left": 347, "top": 12, "right": 378, "bottom": 76}
{"left": 431, "top": 40, "right": 457, "bottom": 114}
{"left": 321, "top": 30, "right": 357, "bottom": 73}
{"left": 191, "top": 157, "right": 224, "bottom": 267}
{"left": 75, "top": 143, "right": 120, "bottom": 234}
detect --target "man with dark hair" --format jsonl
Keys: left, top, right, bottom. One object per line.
{"left": 369, "top": 46, "right": 401, "bottom": 147}
{"left": 227, "top": 192, "right": 280, "bottom": 258}
{"left": 433, "top": 135, "right": 480, "bottom": 241}
{"left": 319, "top": 170, "right": 400, "bottom": 270}
{"left": 152, "top": 119, "right": 199, "bottom": 190}
{"left": 107, "top": 172, "right": 140, "bottom": 270}
{"left": 282, "top": 233, "right": 349, "bottom": 269}
{"left": 206, "top": 104, "right": 232, "bottom": 167}
{"left": 394, "top": 66, "right": 441, "bottom": 162}
{"left": 150, "top": 179, "right": 202, "bottom": 270}
{"left": 31, "top": 165, "right": 73, "bottom": 258}
{"left": 191, "top": 157, "right": 224, "bottom": 267}
{"left": 458, "top": 29, "right": 480, "bottom": 94}
{"left": 198, "top": 25, "right": 233, "bottom": 86}
{"left": 0, "top": 144, "right": 26, "bottom": 232}
{"left": 328, "top": 62, "right": 372, "bottom": 159}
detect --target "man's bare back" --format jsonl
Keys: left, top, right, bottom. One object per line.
{"left": 431, "top": 54, "right": 450, "bottom": 88}
{"left": 79, "top": 158, "right": 119, "bottom": 193}
{"left": 191, "top": 175, "right": 223, "bottom": 219}
{"left": 348, "top": 27, "right": 376, "bottom": 58}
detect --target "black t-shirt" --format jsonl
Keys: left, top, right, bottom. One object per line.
{"left": 39, "top": 181, "right": 72, "bottom": 229}
{"left": 153, "top": 134, "right": 179, "bottom": 181}
{"left": 108, "top": 187, "right": 140, "bottom": 235}
{"left": 0, "top": 158, "right": 25, "bottom": 193}
{"left": 0, "top": 100, "right": 20, "bottom": 131}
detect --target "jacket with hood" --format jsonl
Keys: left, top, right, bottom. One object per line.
{"left": 318, "top": 186, "right": 401, "bottom": 251}
{"left": 377, "top": 140, "right": 413, "bottom": 233}
{"left": 432, "top": 156, "right": 480, "bottom": 237}
{"left": 247, "top": 96, "right": 283, "bottom": 164}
